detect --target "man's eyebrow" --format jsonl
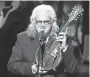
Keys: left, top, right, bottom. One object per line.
{"left": 44, "top": 20, "right": 50, "bottom": 21}
{"left": 36, "top": 20, "right": 49, "bottom": 21}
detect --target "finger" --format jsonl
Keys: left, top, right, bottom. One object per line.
{"left": 56, "top": 39, "right": 65, "bottom": 42}
{"left": 56, "top": 36, "right": 64, "bottom": 39}
{"left": 56, "top": 37, "right": 66, "bottom": 41}
{"left": 42, "top": 71, "right": 48, "bottom": 73}
{"left": 39, "top": 67, "right": 44, "bottom": 70}
{"left": 32, "top": 69, "right": 37, "bottom": 74}
{"left": 32, "top": 67, "right": 37, "bottom": 74}
{"left": 59, "top": 32, "right": 66, "bottom": 35}
{"left": 39, "top": 70, "right": 48, "bottom": 74}
{"left": 56, "top": 38, "right": 66, "bottom": 43}
{"left": 39, "top": 67, "right": 48, "bottom": 74}
{"left": 31, "top": 64, "right": 37, "bottom": 74}
{"left": 58, "top": 34, "right": 66, "bottom": 39}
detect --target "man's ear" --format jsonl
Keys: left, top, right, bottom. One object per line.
{"left": 31, "top": 18, "right": 36, "bottom": 24}
{"left": 50, "top": 19, "right": 54, "bottom": 24}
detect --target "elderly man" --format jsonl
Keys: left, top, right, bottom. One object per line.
{"left": 7, "top": 4, "right": 78, "bottom": 77}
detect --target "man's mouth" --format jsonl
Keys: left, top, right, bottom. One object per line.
{"left": 40, "top": 27, "right": 46, "bottom": 29}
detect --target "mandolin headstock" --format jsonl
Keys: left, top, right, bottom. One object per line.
{"left": 68, "top": 5, "right": 84, "bottom": 22}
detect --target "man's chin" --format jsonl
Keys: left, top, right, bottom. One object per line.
{"left": 37, "top": 28, "right": 51, "bottom": 36}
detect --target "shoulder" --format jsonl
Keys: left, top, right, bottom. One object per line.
{"left": 17, "top": 31, "right": 36, "bottom": 42}
{"left": 17, "top": 31, "right": 28, "bottom": 40}
{"left": 17, "top": 31, "right": 27, "bottom": 36}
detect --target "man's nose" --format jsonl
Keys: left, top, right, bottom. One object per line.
{"left": 41, "top": 22, "right": 45, "bottom": 26}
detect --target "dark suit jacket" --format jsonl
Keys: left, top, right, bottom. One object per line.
{"left": 7, "top": 31, "right": 78, "bottom": 77}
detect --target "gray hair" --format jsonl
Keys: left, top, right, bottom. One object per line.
{"left": 26, "top": 4, "right": 59, "bottom": 40}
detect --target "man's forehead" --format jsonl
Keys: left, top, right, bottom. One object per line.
{"left": 36, "top": 11, "right": 50, "bottom": 20}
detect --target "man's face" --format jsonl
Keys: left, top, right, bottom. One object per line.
{"left": 35, "top": 12, "right": 52, "bottom": 35}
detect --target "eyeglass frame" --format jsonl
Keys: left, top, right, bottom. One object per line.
{"left": 35, "top": 20, "right": 51, "bottom": 26}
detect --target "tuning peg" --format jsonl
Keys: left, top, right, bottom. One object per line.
{"left": 77, "top": 17, "right": 79, "bottom": 19}
{"left": 74, "top": 6, "right": 76, "bottom": 7}
{"left": 78, "top": 15, "right": 80, "bottom": 17}
{"left": 72, "top": 8, "right": 74, "bottom": 9}
{"left": 75, "top": 19, "right": 77, "bottom": 21}
{"left": 74, "top": 6, "right": 77, "bottom": 8}
{"left": 80, "top": 5, "right": 82, "bottom": 7}
{"left": 70, "top": 13, "right": 72, "bottom": 15}
{"left": 81, "top": 13, "right": 83, "bottom": 15}
{"left": 72, "top": 7, "right": 75, "bottom": 10}
{"left": 72, "top": 10, "right": 74, "bottom": 13}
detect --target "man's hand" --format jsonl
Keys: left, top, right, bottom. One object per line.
{"left": 56, "top": 32, "right": 67, "bottom": 49}
{"left": 31, "top": 64, "right": 48, "bottom": 74}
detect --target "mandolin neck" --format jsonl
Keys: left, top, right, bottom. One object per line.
{"left": 60, "top": 19, "right": 70, "bottom": 33}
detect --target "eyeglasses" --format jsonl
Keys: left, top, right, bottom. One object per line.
{"left": 36, "top": 20, "right": 51, "bottom": 25}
